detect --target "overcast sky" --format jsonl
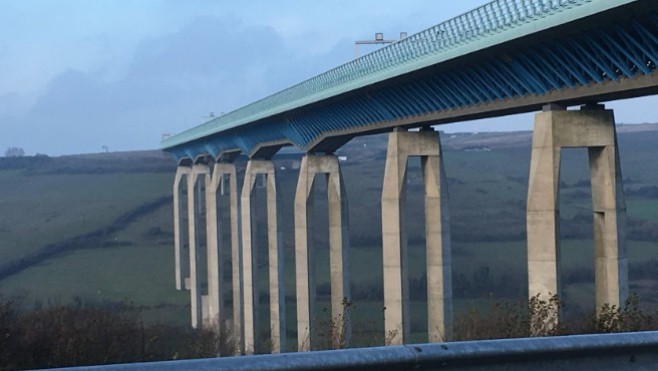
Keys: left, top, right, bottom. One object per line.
{"left": 2, "top": 1, "right": 658, "bottom": 156}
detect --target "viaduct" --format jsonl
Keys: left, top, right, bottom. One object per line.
{"left": 161, "top": 0, "right": 658, "bottom": 355}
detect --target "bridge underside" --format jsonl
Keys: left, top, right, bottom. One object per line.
{"left": 168, "top": 1, "right": 658, "bottom": 163}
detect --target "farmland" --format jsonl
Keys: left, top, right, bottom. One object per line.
{"left": 2, "top": 125, "right": 658, "bottom": 348}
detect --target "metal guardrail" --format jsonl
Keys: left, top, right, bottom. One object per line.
{"left": 62, "top": 331, "right": 658, "bottom": 370}
{"left": 162, "top": 0, "right": 609, "bottom": 149}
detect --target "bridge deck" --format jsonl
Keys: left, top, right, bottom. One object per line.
{"left": 162, "top": 0, "right": 656, "bottom": 162}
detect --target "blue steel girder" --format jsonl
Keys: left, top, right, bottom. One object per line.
{"left": 615, "top": 28, "right": 657, "bottom": 71}
{"left": 414, "top": 79, "right": 449, "bottom": 110}
{"left": 399, "top": 84, "right": 429, "bottom": 114}
{"left": 348, "top": 98, "right": 375, "bottom": 125}
{"left": 554, "top": 41, "right": 605, "bottom": 83}
{"left": 540, "top": 45, "right": 589, "bottom": 86}
{"left": 407, "top": 82, "right": 439, "bottom": 113}
{"left": 602, "top": 31, "right": 650, "bottom": 74}
{"left": 423, "top": 76, "right": 460, "bottom": 108}
{"left": 518, "top": 53, "right": 562, "bottom": 90}
{"left": 527, "top": 49, "right": 575, "bottom": 89}
{"left": 466, "top": 67, "right": 505, "bottom": 100}
{"left": 439, "top": 74, "right": 473, "bottom": 106}
{"left": 497, "top": 58, "right": 538, "bottom": 95}
{"left": 452, "top": 72, "right": 487, "bottom": 103}
{"left": 418, "top": 78, "right": 446, "bottom": 110}
{"left": 392, "top": 87, "right": 416, "bottom": 116}
{"left": 278, "top": 119, "right": 302, "bottom": 148}
{"left": 166, "top": 2, "right": 658, "bottom": 163}
{"left": 482, "top": 59, "right": 523, "bottom": 96}
{"left": 376, "top": 89, "right": 407, "bottom": 119}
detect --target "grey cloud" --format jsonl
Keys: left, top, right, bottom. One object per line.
{"left": 3, "top": 15, "right": 354, "bottom": 155}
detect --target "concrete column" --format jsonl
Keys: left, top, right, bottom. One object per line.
{"left": 205, "top": 170, "right": 220, "bottom": 327}
{"left": 215, "top": 163, "right": 244, "bottom": 352}
{"left": 590, "top": 140, "right": 628, "bottom": 310}
{"left": 188, "top": 164, "right": 210, "bottom": 329}
{"left": 205, "top": 163, "right": 242, "bottom": 350}
{"left": 295, "top": 154, "right": 351, "bottom": 351}
{"left": 382, "top": 134, "right": 409, "bottom": 345}
{"left": 328, "top": 161, "right": 351, "bottom": 347}
{"left": 295, "top": 155, "right": 316, "bottom": 352}
{"left": 227, "top": 164, "right": 244, "bottom": 352}
{"left": 527, "top": 109, "right": 562, "bottom": 305}
{"left": 241, "top": 160, "right": 285, "bottom": 354}
{"left": 381, "top": 129, "right": 452, "bottom": 345}
{"left": 423, "top": 155, "right": 452, "bottom": 342}
{"left": 173, "top": 166, "right": 190, "bottom": 291}
{"left": 266, "top": 170, "right": 286, "bottom": 353}
{"left": 527, "top": 105, "right": 628, "bottom": 319}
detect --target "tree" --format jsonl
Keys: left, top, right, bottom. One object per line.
{"left": 4, "top": 147, "right": 25, "bottom": 157}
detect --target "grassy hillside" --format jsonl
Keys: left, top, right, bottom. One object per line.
{"left": 0, "top": 151, "right": 191, "bottom": 325}
{"left": 1, "top": 126, "right": 658, "bottom": 345}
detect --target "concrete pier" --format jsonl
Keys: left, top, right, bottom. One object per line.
{"left": 205, "top": 166, "right": 221, "bottom": 327}
{"left": 241, "top": 160, "right": 285, "bottom": 354}
{"left": 173, "top": 166, "right": 191, "bottom": 291}
{"left": 188, "top": 164, "right": 210, "bottom": 329}
{"left": 294, "top": 154, "right": 351, "bottom": 351}
{"left": 527, "top": 104, "right": 628, "bottom": 321}
{"left": 381, "top": 129, "right": 452, "bottom": 345}
{"left": 205, "top": 162, "right": 242, "bottom": 352}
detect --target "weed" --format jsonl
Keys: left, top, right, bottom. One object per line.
{"left": 315, "top": 298, "right": 354, "bottom": 350}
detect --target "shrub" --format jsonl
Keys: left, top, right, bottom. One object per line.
{"left": 582, "top": 294, "right": 658, "bottom": 334}
{"left": 0, "top": 298, "right": 237, "bottom": 369}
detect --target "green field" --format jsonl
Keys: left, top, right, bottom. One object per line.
{"left": 1, "top": 128, "right": 658, "bottom": 341}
